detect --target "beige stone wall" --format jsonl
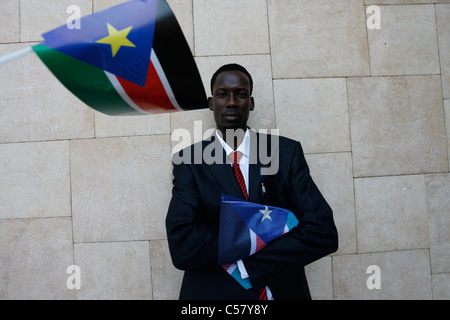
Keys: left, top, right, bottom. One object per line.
{"left": 1, "top": 0, "right": 449, "bottom": 300}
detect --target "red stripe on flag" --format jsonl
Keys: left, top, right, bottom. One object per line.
{"left": 117, "top": 60, "right": 178, "bottom": 114}
{"left": 255, "top": 233, "right": 267, "bottom": 252}
{"left": 222, "top": 263, "right": 233, "bottom": 271}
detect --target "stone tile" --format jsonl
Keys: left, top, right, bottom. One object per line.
{"left": 93, "top": 0, "right": 128, "bottom": 11}
{"left": 366, "top": 1, "right": 450, "bottom": 4}
{"left": 306, "top": 153, "right": 356, "bottom": 255}
{"left": 95, "top": 112, "right": 171, "bottom": 138}
{"left": 74, "top": 241, "right": 152, "bottom": 300}
{"left": 354, "top": 175, "right": 429, "bottom": 253}
{"left": 432, "top": 274, "right": 450, "bottom": 300}
{"left": 348, "top": 75, "right": 448, "bottom": 177}
{"left": 150, "top": 240, "right": 183, "bottom": 300}
{"left": 437, "top": 5, "right": 450, "bottom": 99}
{"left": 425, "top": 174, "right": 450, "bottom": 274}
{"left": 268, "top": 0, "right": 370, "bottom": 79}
{"left": 0, "top": 141, "right": 71, "bottom": 219}
{"left": 367, "top": 5, "right": 440, "bottom": 76}
{"left": 0, "top": 0, "right": 20, "bottom": 43}
{"left": 193, "top": 0, "right": 270, "bottom": 56}
{"left": 333, "top": 250, "right": 432, "bottom": 300}
{"left": 71, "top": 135, "right": 172, "bottom": 243}
{"left": 274, "top": 78, "right": 350, "bottom": 154}
{"left": 0, "top": 218, "right": 75, "bottom": 300}
{"left": 0, "top": 43, "right": 95, "bottom": 143}
{"left": 305, "top": 257, "right": 333, "bottom": 300}
{"left": 20, "top": 0, "right": 92, "bottom": 42}
{"left": 171, "top": 54, "right": 276, "bottom": 153}
{"left": 446, "top": 100, "right": 450, "bottom": 168}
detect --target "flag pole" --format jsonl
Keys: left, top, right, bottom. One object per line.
{"left": 0, "top": 46, "right": 34, "bottom": 67}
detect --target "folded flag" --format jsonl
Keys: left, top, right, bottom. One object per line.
{"left": 31, "top": 0, "right": 208, "bottom": 116}
{"left": 219, "top": 195, "right": 299, "bottom": 288}
{"left": 221, "top": 261, "right": 253, "bottom": 290}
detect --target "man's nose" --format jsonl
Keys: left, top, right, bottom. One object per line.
{"left": 225, "top": 94, "right": 238, "bottom": 107}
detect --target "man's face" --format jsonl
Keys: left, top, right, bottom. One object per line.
{"left": 209, "top": 71, "right": 255, "bottom": 135}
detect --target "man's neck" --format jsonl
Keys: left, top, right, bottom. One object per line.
{"left": 217, "top": 127, "right": 248, "bottom": 150}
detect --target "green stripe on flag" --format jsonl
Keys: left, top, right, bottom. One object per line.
{"left": 33, "top": 44, "right": 140, "bottom": 116}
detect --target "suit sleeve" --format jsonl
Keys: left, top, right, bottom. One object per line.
{"left": 243, "top": 141, "right": 338, "bottom": 289}
{"left": 165, "top": 161, "right": 219, "bottom": 271}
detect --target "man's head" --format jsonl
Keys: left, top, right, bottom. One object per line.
{"left": 208, "top": 64, "right": 255, "bottom": 138}
{"left": 210, "top": 64, "right": 253, "bottom": 96}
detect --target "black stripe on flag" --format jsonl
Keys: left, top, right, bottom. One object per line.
{"left": 153, "top": 0, "right": 209, "bottom": 112}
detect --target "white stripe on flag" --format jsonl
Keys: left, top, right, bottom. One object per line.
{"left": 104, "top": 71, "right": 151, "bottom": 115}
{"left": 105, "top": 49, "right": 183, "bottom": 114}
{"left": 236, "top": 259, "right": 249, "bottom": 280}
{"left": 151, "top": 49, "right": 183, "bottom": 112}
{"left": 226, "top": 263, "right": 237, "bottom": 275}
{"left": 249, "top": 228, "right": 257, "bottom": 255}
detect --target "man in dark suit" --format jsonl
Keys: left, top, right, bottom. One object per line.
{"left": 166, "top": 64, "right": 338, "bottom": 300}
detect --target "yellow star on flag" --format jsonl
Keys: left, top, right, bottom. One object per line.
{"left": 96, "top": 23, "right": 136, "bottom": 57}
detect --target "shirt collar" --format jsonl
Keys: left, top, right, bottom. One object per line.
{"left": 215, "top": 129, "right": 251, "bottom": 160}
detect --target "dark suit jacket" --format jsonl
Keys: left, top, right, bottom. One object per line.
{"left": 166, "top": 132, "right": 338, "bottom": 300}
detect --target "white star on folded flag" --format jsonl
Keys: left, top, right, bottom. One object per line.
{"left": 259, "top": 206, "right": 273, "bottom": 222}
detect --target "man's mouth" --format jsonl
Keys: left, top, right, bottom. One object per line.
{"left": 223, "top": 113, "right": 240, "bottom": 121}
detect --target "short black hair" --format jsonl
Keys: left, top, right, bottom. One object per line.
{"left": 210, "top": 63, "right": 253, "bottom": 95}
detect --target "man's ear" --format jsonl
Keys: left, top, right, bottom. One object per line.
{"left": 250, "top": 97, "right": 255, "bottom": 111}
{"left": 208, "top": 97, "right": 213, "bottom": 111}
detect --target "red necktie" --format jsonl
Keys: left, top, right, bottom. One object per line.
{"left": 259, "top": 287, "right": 268, "bottom": 300}
{"left": 231, "top": 151, "right": 248, "bottom": 201}
{"left": 232, "top": 152, "right": 267, "bottom": 300}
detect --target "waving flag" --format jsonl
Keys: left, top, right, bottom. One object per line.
{"left": 218, "top": 195, "right": 299, "bottom": 289}
{"left": 31, "top": 0, "right": 208, "bottom": 116}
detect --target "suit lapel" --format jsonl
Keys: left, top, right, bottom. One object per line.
{"left": 248, "top": 131, "right": 267, "bottom": 203}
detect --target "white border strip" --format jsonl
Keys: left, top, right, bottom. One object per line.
{"left": 104, "top": 70, "right": 151, "bottom": 115}
{"left": 105, "top": 49, "right": 182, "bottom": 114}
{"left": 226, "top": 263, "right": 237, "bottom": 275}
{"left": 249, "top": 228, "right": 257, "bottom": 255}
{"left": 150, "top": 48, "right": 183, "bottom": 112}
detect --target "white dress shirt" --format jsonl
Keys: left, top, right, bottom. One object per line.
{"left": 215, "top": 129, "right": 251, "bottom": 191}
